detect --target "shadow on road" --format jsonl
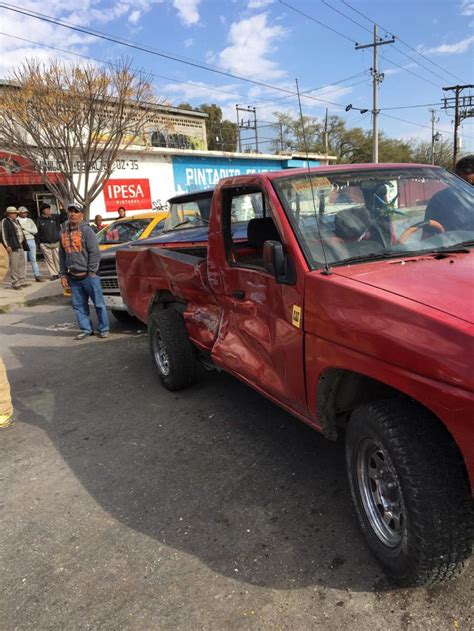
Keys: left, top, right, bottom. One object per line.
{"left": 8, "top": 329, "right": 396, "bottom": 594}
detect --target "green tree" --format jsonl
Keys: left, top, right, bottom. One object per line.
{"left": 199, "top": 104, "right": 238, "bottom": 152}
{"left": 409, "top": 138, "right": 453, "bottom": 169}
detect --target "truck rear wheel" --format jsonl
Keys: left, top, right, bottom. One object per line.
{"left": 345, "top": 399, "right": 472, "bottom": 587}
{"left": 148, "top": 308, "right": 197, "bottom": 391}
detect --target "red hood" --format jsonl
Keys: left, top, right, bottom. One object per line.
{"left": 332, "top": 251, "right": 474, "bottom": 324}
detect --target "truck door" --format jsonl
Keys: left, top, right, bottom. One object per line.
{"left": 210, "top": 186, "right": 308, "bottom": 416}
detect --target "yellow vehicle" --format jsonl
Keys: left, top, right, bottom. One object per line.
{"left": 96, "top": 212, "right": 168, "bottom": 250}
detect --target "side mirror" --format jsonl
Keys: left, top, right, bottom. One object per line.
{"left": 263, "top": 240, "right": 295, "bottom": 284}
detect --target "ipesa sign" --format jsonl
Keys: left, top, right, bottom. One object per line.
{"left": 103, "top": 178, "right": 152, "bottom": 212}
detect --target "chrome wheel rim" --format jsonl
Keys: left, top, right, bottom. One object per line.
{"left": 356, "top": 438, "right": 406, "bottom": 548}
{"left": 153, "top": 330, "right": 170, "bottom": 376}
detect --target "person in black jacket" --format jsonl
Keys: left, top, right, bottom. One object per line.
{"left": 37, "top": 203, "right": 67, "bottom": 280}
{"left": 1, "top": 206, "right": 30, "bottom": 289}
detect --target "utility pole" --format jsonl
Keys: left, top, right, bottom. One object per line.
{"left": 442, "top": 85, "right": 474, "bottom": 168}
{"left": 235, "top": 105, "right": 258, "bottom": 153}
{"left": 430, "top": 109, "right": 440, "bottom": 165}
{"left": 323, "top": 108, "right": 329, "bottom": 156}
{"left": 355, "top": 25, "right": 395, "bottom": 163}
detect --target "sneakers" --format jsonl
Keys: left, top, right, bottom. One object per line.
{"left": 98, "top": 331, "right": 109, "bottom": 339}
{"left": 0, "top": 414, "right": 13, "bottom": 429}
{"left": 75, "top": 331, "right": 92, "bottom": 340}
{"left": 35, "top": 276, "right": 45, "bottom": 283}
{"left": 50, "top": 275, "right": 59, "bottom": 281}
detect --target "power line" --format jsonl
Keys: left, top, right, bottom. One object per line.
{"left": 379, "top": 53, "right": 442, "bottom": 88}
{"left": 0, "top": 3, "right": 355, "bottom": 110}
{"left": 341, "top": 0, "right": 467, "bottom": 84}
{"left": 279, "top": 0, "right": 357, "bottom": 43}
{"left": 0, "top": 32, "right": 288, "bottom": 106}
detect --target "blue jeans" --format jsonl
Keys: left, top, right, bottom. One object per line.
{"left": 25, "top": 239, "right": 40, "bottom": 277}
{"left": 69, "top": 275, "right": 109, "bottom": 334}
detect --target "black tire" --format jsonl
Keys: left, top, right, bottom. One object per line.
{"left": 148, "top": 308, "right": 197, "bottom": 391}
{"left": 111, "top": 309, "right": 138, "bottom": 324}
{"left": 345, "top": 399, "right": 472, "bottom": 587}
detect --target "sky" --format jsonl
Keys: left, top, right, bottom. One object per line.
{"left": 0, "top": 0, "right": 473, "bottom": 153}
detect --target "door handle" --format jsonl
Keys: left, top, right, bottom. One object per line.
{"left": 231, "top": 290, "right": 246, "bottom": 299}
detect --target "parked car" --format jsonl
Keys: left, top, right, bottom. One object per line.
{"left": 116, "top": 163, "right": 473, "bottom": 586}
{"left": 96, "top": 212, "right": 168, "bottom": 251}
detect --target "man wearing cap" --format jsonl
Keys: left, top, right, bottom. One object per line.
{"left": 1, "top": 206, "right": 30, "bottom": 290}
{"left": 37, "top": 202, "right": 67, "bottom": 280}
{"left": 59, "top": 205, "right": 109, "bottom": 340}
{"left": 18, "top": 206, "right": 44, "bottom": 282}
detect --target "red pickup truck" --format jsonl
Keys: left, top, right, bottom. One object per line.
{"left": 117, "top": 163, "right": 473, "bottom": 587}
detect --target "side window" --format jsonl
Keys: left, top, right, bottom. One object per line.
{"left": 222, "top": 188, "right": 280, "bottom": 269}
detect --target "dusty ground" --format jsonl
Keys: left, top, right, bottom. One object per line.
{"left": 0, "top": 303, "right": 472, "bottom": 630}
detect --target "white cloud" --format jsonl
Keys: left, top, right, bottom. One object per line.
{"left": 172, "top": 0, "right": 201, "bottom": 26}
{"left": 460, "top": 1, "right": 474, "bottom": 16}
{"left": 419, "top": 34, "right": 474, "bottom": 55}
{"left": 162, "top": 81, "right": 241, "bottom": 105}
{"left": 0, "top": 1, "right": 163, "bottom": 76}
{"left": 218, "top": 13, "right": 287, "bottom": 80}
{"left": 383, "top": 62, "right": 418, "bottom": 76}
{"left": 248, "top": 0, "right": 274, "bottom": 8}
{"left": 184, "top": 38, "right": 194, "bottom": 48}
{"left": 129, "top": 10, "right": 141, "bottom": 24}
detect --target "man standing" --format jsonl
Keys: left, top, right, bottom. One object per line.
{"left": 18, "top": 206, "right": 44, "bottom": 282}
{"left": 1, "top": 206, "right": 30, "bottom": 290}
{"left": 59, "top": 205, "right": 109, "bottom": 340}
{"left": 37, "top": 203, "right": 67, "bottom": 280}
{"left": 116, "top": 206, "right": 126, "bottom": 219}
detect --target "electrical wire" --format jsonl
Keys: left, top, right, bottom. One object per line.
{"left": 341, "top": 0, "right": 467, "bottom": 84}
{"left": 278, "top": 0, "right": 357, "bottom": 43}
{"left": 0, "top": 3, "right": 356, "bottom": 110}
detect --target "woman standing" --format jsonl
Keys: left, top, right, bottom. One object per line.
{"left": 18, "top": 207, "right": 44, "bottom": 282}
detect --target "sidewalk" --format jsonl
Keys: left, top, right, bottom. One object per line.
{"left": 0, "top": 260, "right": 66, "bottom": 313}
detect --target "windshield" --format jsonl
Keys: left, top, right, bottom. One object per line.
{"left": 164, "top": 197, "right": 212, "bottom": 232}
{"left": 97, "top": 219, "right": 151, "bottom": 245}
{"left": 273, "top": 167, "right": 474, "bottom": 267}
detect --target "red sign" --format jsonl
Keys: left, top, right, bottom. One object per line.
{"left": 0, "top": 152, "right": 62, "bottom": 186}
{"left": 103, "top": 178, "right": 152, "bottom": 212}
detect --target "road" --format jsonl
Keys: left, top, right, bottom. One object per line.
{"left": 0, "top": 303, "right": 472, "bottom": 630}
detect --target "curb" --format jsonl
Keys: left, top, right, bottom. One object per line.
{"left": 0, "top": 293, "right": 67, "bottom": 314}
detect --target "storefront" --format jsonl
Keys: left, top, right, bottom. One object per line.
{"left": 1, "top": 147, "right": 332, "bottom": 219}
{"left": 0, "top": 152, "right": 61, "bottom": 221}
{"left": 90, "top": 149, "right": 326, "bottom": 217}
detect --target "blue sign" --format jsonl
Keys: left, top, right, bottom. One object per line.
{"left": 172, "top": 155, "right": 320, "bottom": 193}
{"left": 172, "top": 156, "right": 280, "bottom": 193}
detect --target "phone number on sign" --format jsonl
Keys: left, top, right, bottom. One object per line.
{"left": 73, "top": 159, "right": 139, "bottom": 172}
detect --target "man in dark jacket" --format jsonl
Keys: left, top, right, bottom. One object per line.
{"left": 37, "top": 203, "right": 67, "bottom": 280}
{"left": 59, "top": 205, "right": 109, "bottom": 340}
{"left": 1, "top": 206, "right": 30, "bottom": 290}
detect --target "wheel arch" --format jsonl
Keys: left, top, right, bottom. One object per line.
{"left": 148, "top": 290, "right": 187, "bottom": 319}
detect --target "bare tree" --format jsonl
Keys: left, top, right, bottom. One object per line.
{"left": 0, "top": 58, "right": 158, "bottom": 219}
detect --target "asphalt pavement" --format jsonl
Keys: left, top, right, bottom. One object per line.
{"left": 0, "top": 303, "right": 472, "bottom": 630}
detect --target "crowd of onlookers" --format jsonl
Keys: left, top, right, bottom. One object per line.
{"left": 0, "top": 204, "right": 128, "bottom": 289}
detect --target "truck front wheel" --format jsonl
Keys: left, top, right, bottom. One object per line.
{"left": 148, "top": 308, "right": 197, "bottom": 391}
{"left": 345, "top": 400, "right": 471, "bottom": 587}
